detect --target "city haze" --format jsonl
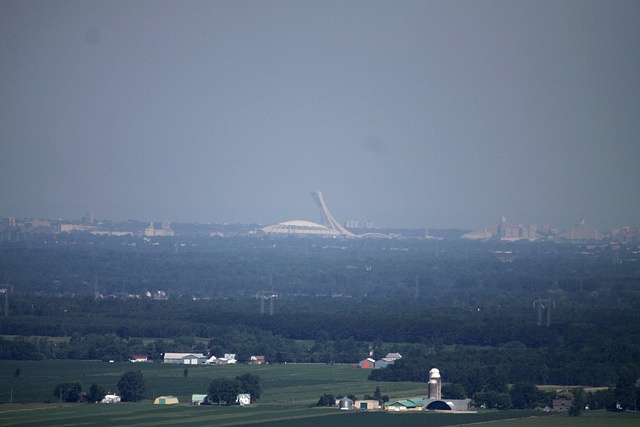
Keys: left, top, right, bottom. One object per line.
{"left": 1, "top": 1, "right": 639, "bottom": 230}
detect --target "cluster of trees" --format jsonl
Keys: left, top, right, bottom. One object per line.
{"left": 208, "top": 373, "right": 261, "bottom": 406}
{"left": 471, "top": 377, "right": 558, "bottom": 410}
{"left": 2, "top": 236, "right": 639, "bottom": 399}
{"left": 2, "top": 236, "right": 638, "bottom": 309}
{"left": 369, "top": 341, "right": 640, "bottom": 388}
{"left": 52, "top": 370, "right": 145, "bottom": 403}
{"left": 53, "top": 382, "right": 85, "bottom": 403}
{"left": 1, "top": 294, "right": 639, "bottom": 389}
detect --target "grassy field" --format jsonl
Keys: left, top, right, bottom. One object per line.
{"left": 2, "top": 403, "right": 638, "bottom": 427}
{"left": 1, "top": 360, "right": 639, "bottom": 426}
{"left": 0, "top": 360, "right": 429, "bottom": 405}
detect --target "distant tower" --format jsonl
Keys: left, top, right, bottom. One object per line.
{"left": 310, "top": 191, "right": 355, "bottom": 237}
{"left": 429, "top": 368, "right": 441, "bottom": 399}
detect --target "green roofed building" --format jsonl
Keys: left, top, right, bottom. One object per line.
{"left": 384, "top": 398, "right": 424, "bottom": 411}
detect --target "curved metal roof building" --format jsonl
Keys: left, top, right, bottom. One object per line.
{"left": 262, "top": 220, "right": 340, "bottom": 237}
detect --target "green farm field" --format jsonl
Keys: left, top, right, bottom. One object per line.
{"left": 0, "top": 360, "right": 430, "bottom": 405}
{"left": 1, "top": 361, "right": 638, "bottom": 426}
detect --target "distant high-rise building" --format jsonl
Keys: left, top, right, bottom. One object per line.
{"left": 84, "top": 211, "right": 95, "bottom": 224}
{"left": 462, "top": 216, "right": 541, "bottom": 241}
{"left": 557, "top": 218, "right": 605, "bottom": 241}
{"left": 345, "top": 220, "right": 359, "bottom": 229}
{"left": 365, "top": 221, "right": 373, "bottom": 229}
{"left": 611, "top": 226, "right": 639, "bottom": 243}
{"left": 145, "top": 221, "right": 174, "bottom": 236}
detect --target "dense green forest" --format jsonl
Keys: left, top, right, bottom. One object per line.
{"left": 1, "top": 234, "right": 639, "bottom": 398}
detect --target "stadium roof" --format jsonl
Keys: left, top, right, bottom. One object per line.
{"left": 262, "top": 220, "right": 340, "bottom": 237}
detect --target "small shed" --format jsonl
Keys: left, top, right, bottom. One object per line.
{"left": 192, "top": 394, "right": 209, "bottom": 405}
{"left": 154, "top": 395, "right": 179, "bottom": 405}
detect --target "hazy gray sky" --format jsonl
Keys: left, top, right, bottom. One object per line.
{"left": 1, "top": 0, "right": 639, "bottom": 230}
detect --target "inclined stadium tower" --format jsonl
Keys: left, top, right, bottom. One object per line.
{"left": 261, "top": 191, "right": 356, "bottom": 237}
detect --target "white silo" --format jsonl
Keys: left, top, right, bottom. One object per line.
{"left": 429, "top": 368, "right": 441, "bottom": 400}
{"left": 428, "top": 379, "right": 438, "bottom": 399}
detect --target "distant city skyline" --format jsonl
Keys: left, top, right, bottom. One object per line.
{"left": 1, "top": 1, "right": 638, "bottom": 230}
{"left": 2, "top": 210, "right": 637, "bottom": 235}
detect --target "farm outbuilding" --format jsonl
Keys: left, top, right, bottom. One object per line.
{"left": 163, "top": 353, "right": 207, "bottom": 364}
{"left": 338, "top": 397, "right": 354, "bottom": 410}
{"left": 154, "top": 395, "right": 179, "bottom": 405}
{"left": 250, "top": 355, "right": 265, "bottom": 364}
{"left": 424, "top": 398, "right": 471, "bottom": 411}
{"left": 358, "top": 358, "right": 375, "bottom": 368}
{"left": 192, "top": 394, "right": 209, "bottom": 405}
{"left": 355, "top": 399, "right": 380, "bottom": 410}
{"left": 384, "top": 398, "right": 424, "bottom": 411}
{"left": 373, "top": 359, "right": 388, "bottom": 369}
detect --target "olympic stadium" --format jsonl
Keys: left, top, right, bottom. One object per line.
{"left": 261, "top": 191, "right": 360, "bottom": 238}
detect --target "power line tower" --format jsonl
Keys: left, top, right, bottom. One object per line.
{"left": 257, "top": 291, "right": 277, "bottom": 315}
{"left": 0, "top": 287, "right": 8, "bottom": 316}
{"left": 533, "top": 299, "right": 555, "bottom": 326}
{"left": 94, "top": 272, "right": 100, "bottom": 299}
{"left": 612, "top": 245, "right": 621, "bottom": 264}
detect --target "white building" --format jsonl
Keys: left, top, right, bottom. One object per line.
{"left": 163, "top": 352, "right": 207, "bottom": 364}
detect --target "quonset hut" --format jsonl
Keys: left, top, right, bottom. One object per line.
{"left": 424, "top": 368, "right": 471, "bottom": 411}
